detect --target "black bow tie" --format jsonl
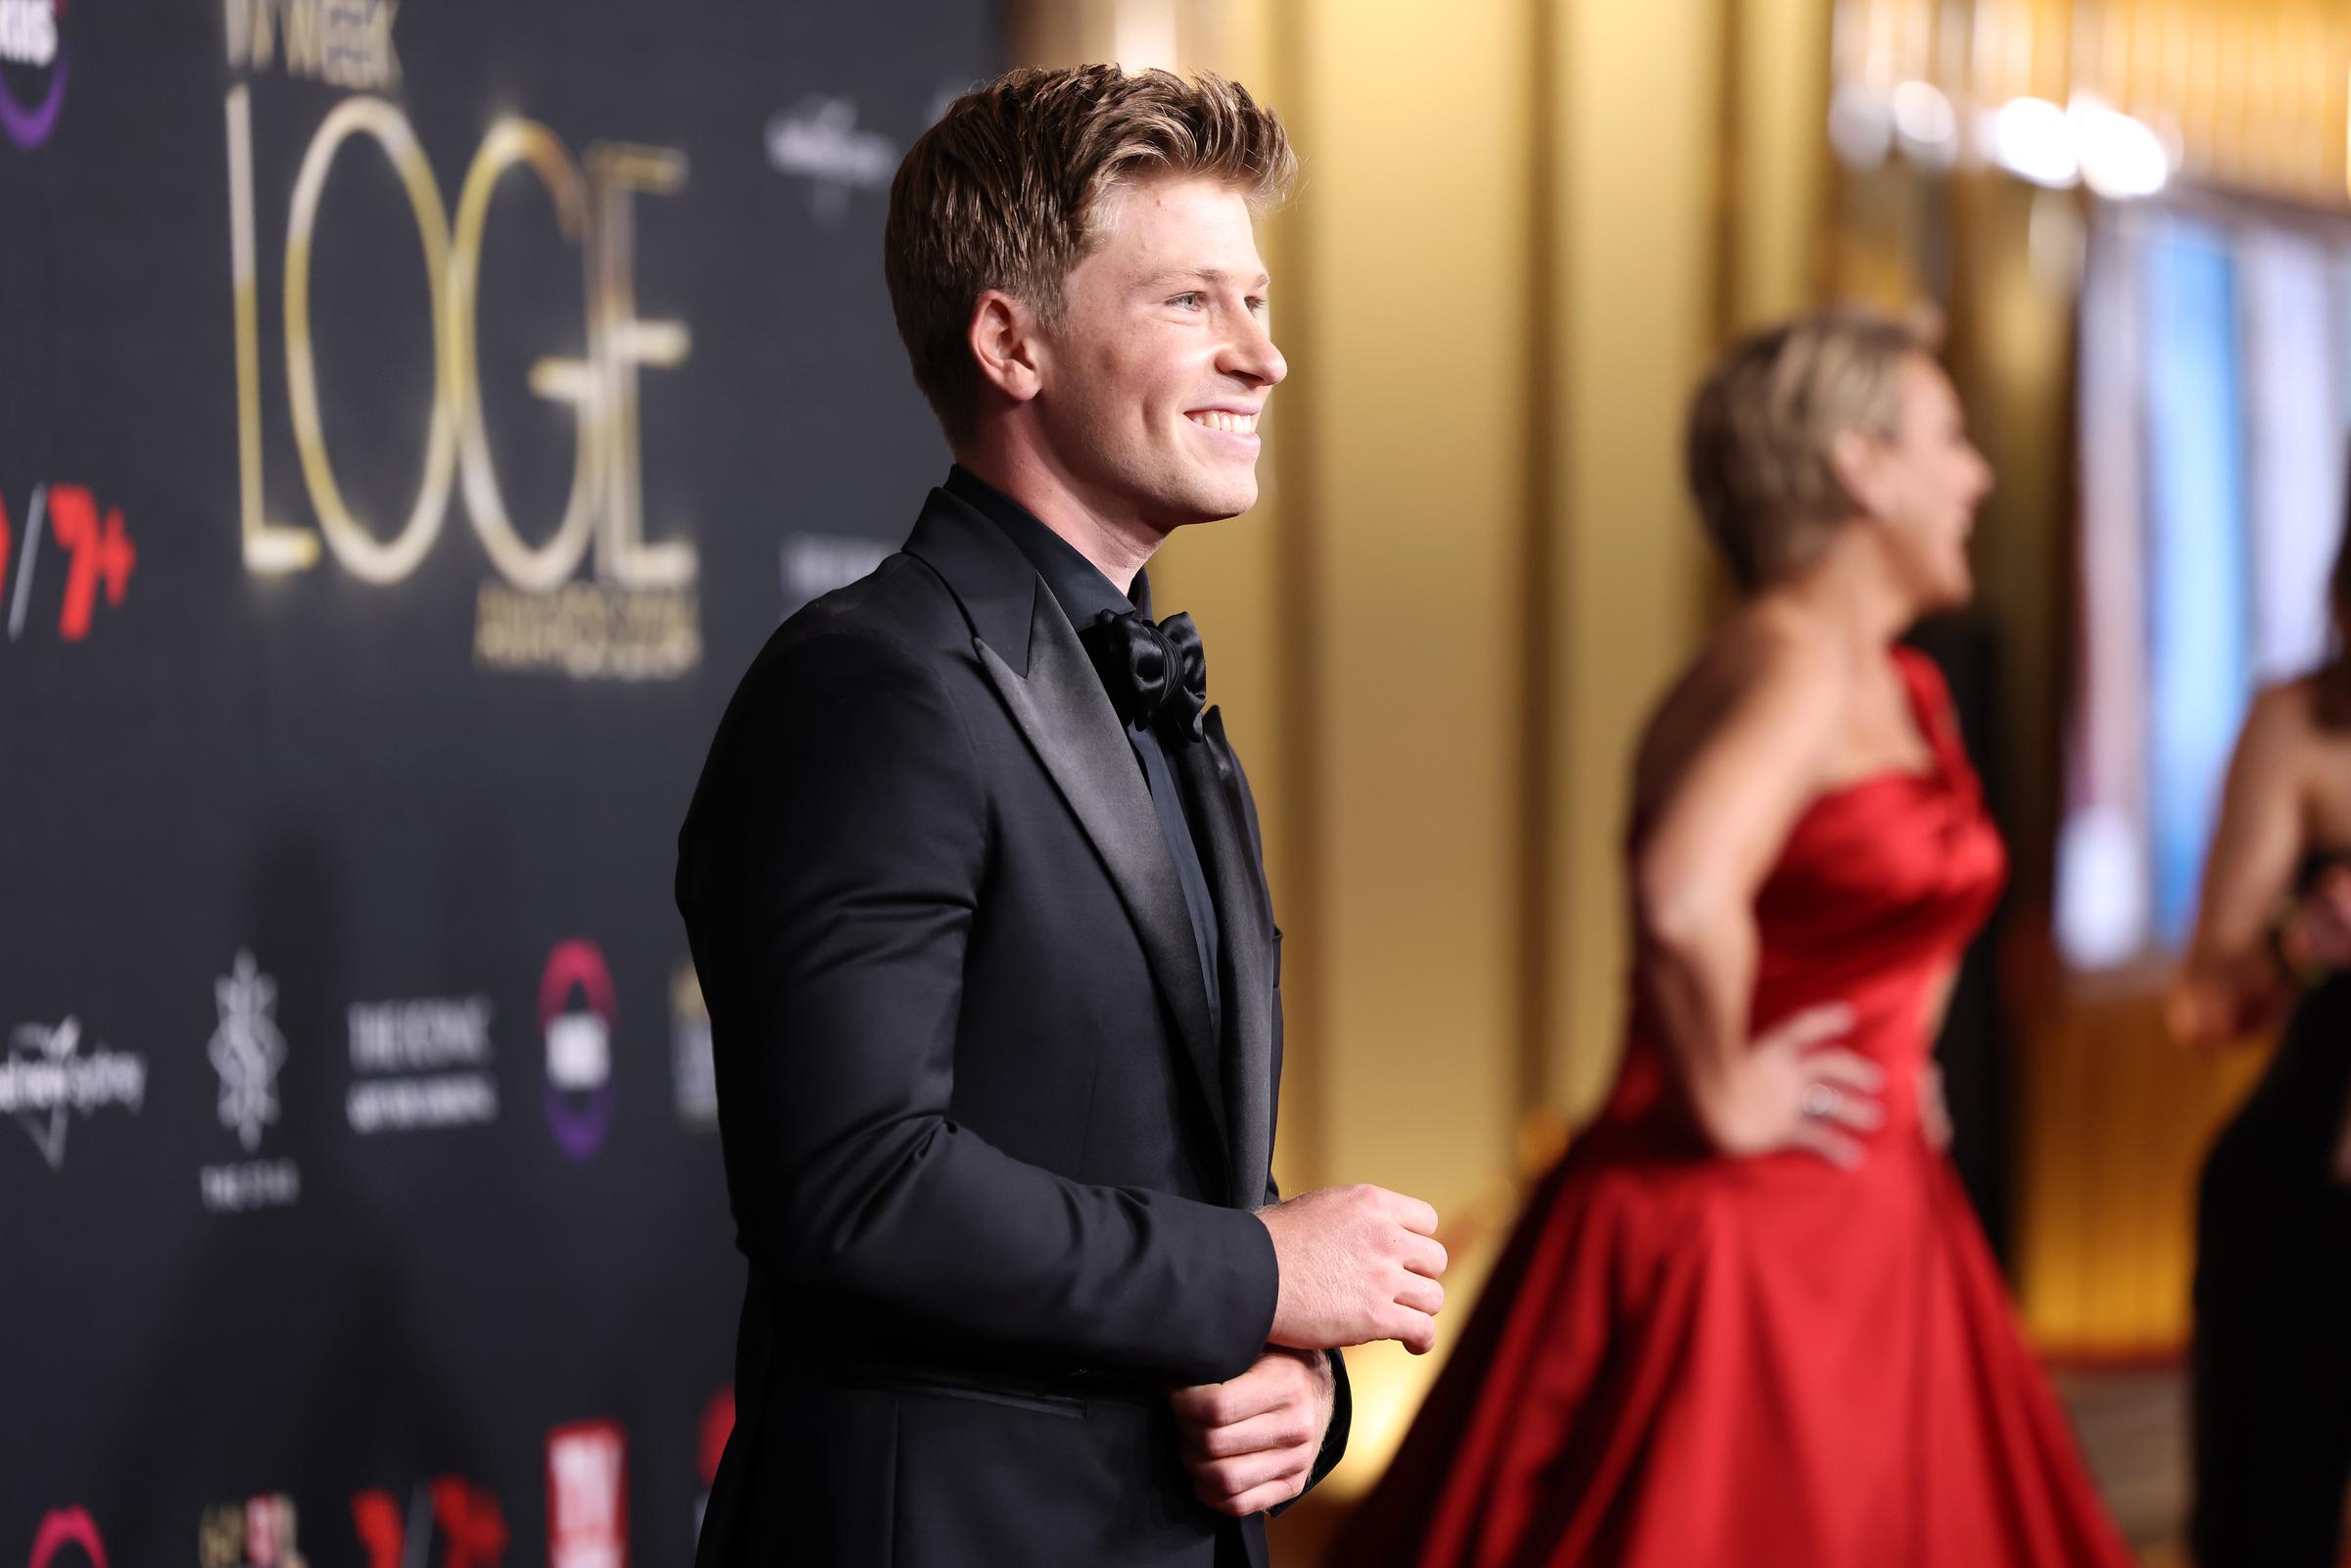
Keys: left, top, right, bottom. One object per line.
{"left": 1080, "top": 608, "right": 1208, "bottom": 741}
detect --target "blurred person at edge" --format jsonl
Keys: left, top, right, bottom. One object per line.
{"left": 1330, "top": 309, "right": 2133, "bottom": 1568}
{"left": 675, "top": 66, "right": 1446, "bottom": 1568}
{"left": 2170, "top": 512, "right": 2351, "bottom": 1568}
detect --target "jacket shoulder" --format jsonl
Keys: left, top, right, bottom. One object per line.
{"left": 764, "top": 551, "right": 969, "bottom": 672}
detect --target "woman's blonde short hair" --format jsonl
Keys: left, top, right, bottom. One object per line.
{"left": 1684, "top": 308, "right": 1932, "bottom": 589}
{"left": 884, "top": 66, "right": 1296, "bottom": 443}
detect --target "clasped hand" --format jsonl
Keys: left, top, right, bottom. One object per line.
{"left": 1169, "top": 1346, "right": 1334, "bottom": 1517}
{"left": 1165, "top": 1182, "right": 1449, "bottom": 1516}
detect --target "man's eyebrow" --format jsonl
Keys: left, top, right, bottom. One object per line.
{"left": 1136, "top": 267, "right": 1272, "bottom": 291}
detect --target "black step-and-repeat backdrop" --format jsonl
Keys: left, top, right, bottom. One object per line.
{"left": 1, "top": 4, "right": 996, "bottom": 1563}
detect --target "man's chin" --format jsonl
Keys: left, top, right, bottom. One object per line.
{"left": 1164, "top": 475, "right": 1260, "bottom": 526}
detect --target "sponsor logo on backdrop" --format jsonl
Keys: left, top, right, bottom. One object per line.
{"left": 547, "top": 1421, "right": 626, "bottom": 1568}
{"left": 222, "top": 0, "right": 399, "bottom": 89}
{"left": 779, "top": 533, "right": 890, "bottom": 621}
{"left": 2, "top": 1016, "right": 145, "bottom": 1170}
{"left": 0, "top": 0, "right": 67, "bottom": 150}
{"left": 541, "top": 941, "right": 616, "bottom": 1162}
{"left": 347, "top": 995, "right": 498, "bottom": 1134}
{"left": 201, "top": 950, "right": 301, "bottom": 1212}
{"left": 694, "top": 1388, "right": 733, "bottom": 1541}
{"left": 353, "top": 1481, "right": 505, "bottom": 1568}
{"left": 224, "top": 9, "right": 699, "bottom": 681}
{"left": 198, "top": 1495, "right": 306, "bottom": 1568}
{"left": 763, "top": 97, "right": 893, "bottom": 224}
{"left": 24, "top": 1508, "right": 105, "bottom": 1568}
{"left": 2, "top": 484, "right": 138, "bottom": 646}
{"left": 671, "top": 961, "right": 713, "bottom": 1131}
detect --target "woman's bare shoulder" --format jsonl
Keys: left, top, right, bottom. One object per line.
{"left": 1634, "top": 604, "right": 1850, "bottom": 796}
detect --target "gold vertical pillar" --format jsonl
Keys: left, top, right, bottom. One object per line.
{"left": 1542, "top": 0, "right": 1731, "bottom": 1122}
{"left": 1253, "top": 0, "right": 1542, "bottom": 1486}
{"left": 1732, "top": 0, "right": 1838, "bottom": 330}
{"left": 1277, "top": 0, "right": 1534, "bottom": 1257}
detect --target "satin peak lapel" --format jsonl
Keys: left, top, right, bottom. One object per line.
{"left": 973, "top": 584, "right": 1232, "bottom": 1168}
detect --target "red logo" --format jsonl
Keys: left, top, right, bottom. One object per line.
{"left": 353, "top": 1481, "right": 505, "bottom": 1568}
{"left": 547, "top": 1420, "right": 627, "bottom": 1568}
{"left": 696, "top": 1387, "right": 733, "bottom": 1489}
{"left": 1, "top": 484, "right": 136, "bottom": 644}
{"left": 25, "top": 1509, "right": 106, "bottom": 1568}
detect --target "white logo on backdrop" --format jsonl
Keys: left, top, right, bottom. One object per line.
{"left": 765, "top": 97, "right": 895, "bottom": 224}
{"left": 0, "top": 1016, "right": 147, "bottom": 1170}
{"left": 211, "top": 951, "right": 286, "bottom": 1153}
{"left": 0, "top": 0, "right": 59, "bottom": 69}
{"left": 346, "top": 996, "right": 499, "bottom": 1134}
{"left": 202, "top": 951, "right": 301, "bottom": 1212}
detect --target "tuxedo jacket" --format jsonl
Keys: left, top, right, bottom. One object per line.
{"left": 677, "top": 484, "right": 1349, "bottom": 1567}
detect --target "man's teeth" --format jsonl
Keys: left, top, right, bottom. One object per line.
{"left": 1188, "top": 410, "right": 1258, "bottom": 435}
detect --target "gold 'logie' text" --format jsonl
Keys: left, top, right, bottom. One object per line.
{"left": 224, "top": 83, "right": 702, "bottom": 678}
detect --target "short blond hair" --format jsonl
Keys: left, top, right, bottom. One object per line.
{"left": 1684, "top": 308, "right": 1931, "bottom": 589}
{"left": 884, "top": 65, "right": 1296, "bottom": 442}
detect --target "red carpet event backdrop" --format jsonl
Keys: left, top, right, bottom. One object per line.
{"left": 0, "top": 2, "right": 997, "bottom": 1562}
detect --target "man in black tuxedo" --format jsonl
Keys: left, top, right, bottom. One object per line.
{"left": 677, "top": 65, "right": 1448, "bottom": 1567}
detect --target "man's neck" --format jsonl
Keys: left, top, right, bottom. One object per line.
{"left": 952, "top": 442, "right": 1164, "bottom": 596}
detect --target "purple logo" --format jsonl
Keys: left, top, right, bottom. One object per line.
{"left": 540, "top": 939, "right": 617, "bottom": 1162}
{"left": 0, "top": 0, "right": 68, "bottom": 151}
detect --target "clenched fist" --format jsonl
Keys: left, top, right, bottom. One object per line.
{"left": 1256, "top": 1184, "right": 1446, "bottom": 1354}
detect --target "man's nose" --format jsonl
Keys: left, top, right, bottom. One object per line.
{"left": 1221, "top": 313, "right": 1286, "bottom": 389}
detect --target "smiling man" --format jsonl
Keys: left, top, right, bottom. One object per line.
{"left": 676, "top": 66, "right": 1448, "bottom": 1568}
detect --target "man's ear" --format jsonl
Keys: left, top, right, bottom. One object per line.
{"left": 969, "top": 289, "right": 1044, "bottom": 405}
{"left": 1827, "top": 426, "right": 1883, "bottom": 521}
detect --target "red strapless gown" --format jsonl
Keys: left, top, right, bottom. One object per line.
{"left": 1329, "top": 649, "right": 2130, "bottom": 1568}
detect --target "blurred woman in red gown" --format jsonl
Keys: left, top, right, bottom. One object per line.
{"left": 1330, "top": 309, "right": 2131, "bottom": 1568}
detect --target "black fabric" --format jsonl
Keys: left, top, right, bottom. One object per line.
{"left": 1080, "top": 605, "right": 1210, "bottom": 741}
{"left": 1175, "top": 709, "right": 1279, "bottom": 1212}
{"left": 2191, "top": 971, "right": 2351, "bottom": 1568}
{"left": 947, "top": 464, "right": 1223, "bottom": 1032}
{"left": 677, "top": 482, "right": 1346, "bottom": 1567}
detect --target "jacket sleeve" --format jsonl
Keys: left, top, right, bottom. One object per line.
{"left": 1302, "top": 1351, "right": 1353, "bottom": 1501}
{"left": 679, "top": 628, "right": 1276, "bottom": 1384}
